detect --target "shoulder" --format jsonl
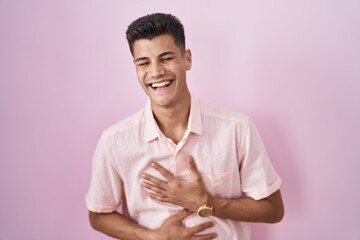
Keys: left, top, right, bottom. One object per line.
{"left": 101, "top": 108, "right": 145, "bottom": 139}
{"left": 199, "top": 100, "right": 250, "bottom": 125}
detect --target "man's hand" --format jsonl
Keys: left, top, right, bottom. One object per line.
{"left": 141, "top": 156, "right": 209, "bottom": 211}
{"left": 142, "top": 209, "right": 217, "bottom": 240}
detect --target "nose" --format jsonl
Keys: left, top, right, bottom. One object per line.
{"left": 150, "top": 61, "right": 165, "bottom": 79}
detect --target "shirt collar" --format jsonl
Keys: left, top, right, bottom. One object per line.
{"left": 188, "top": 95, "right": 203, "bottom": 136}
{"left": 144, "top": 95, "right": 203, "bottom": 143}
{"left": 144, "top": 100, "right": 160, "bottom": 142}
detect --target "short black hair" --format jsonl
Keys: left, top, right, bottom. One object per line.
{"left": 126, "top": 13, "right": 185, "bottom": 55}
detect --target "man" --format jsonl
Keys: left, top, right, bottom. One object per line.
{"left": 86, "top": 13, "right": 284, "bottom": 240}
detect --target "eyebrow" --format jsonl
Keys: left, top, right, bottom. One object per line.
{"left": 133, "top": 57, "right": 148, "bottom": 63}
{"left": 134, "top": 51, "right": 176, "bottom": 63}
{"left": 159, "top": 51, "right": 176, "bottom": 58}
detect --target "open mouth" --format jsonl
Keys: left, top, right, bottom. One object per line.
{"left": 149, "top": 80, "right": 173, "bottom": 89}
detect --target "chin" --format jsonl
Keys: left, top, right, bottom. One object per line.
{"left": 152, "top": 97, "right": 174, "bottom": 108}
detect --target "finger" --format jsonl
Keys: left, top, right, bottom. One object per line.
{"left": 186, "top": 156, "right": 201, "bottom": 178}
{"left": 141, "top": 173, "right": 167, "bottom": 188}
{"left": 150, "top": 162, "right": 175, "bottom": 181}
{"left": 172, "top": 209, "right": 193, "bottom": 221}
{"left": 147, "top": 191, "right": 170, "bottom": 203}
{"left": 188, "top": 221, "right": 215, "bottom": 235}
{"left": 142, "top": 181, "right": 166, "bottom": 195}
{"left": 191, "top": 232, "right": 218, "bottom": 239}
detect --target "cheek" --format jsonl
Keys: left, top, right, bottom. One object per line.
{"left": 135, "top": 69, "right": 146, "bottom": 82}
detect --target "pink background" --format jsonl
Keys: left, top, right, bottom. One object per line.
{"left": 1, "top": 0, "right": 359, "bottom": 239}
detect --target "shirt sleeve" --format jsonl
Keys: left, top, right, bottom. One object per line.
{"left": 86, "top": 133, "right": 123, "bottom": 213}
{"left": 239, "top": 119, "right": 281, "bottom": 200}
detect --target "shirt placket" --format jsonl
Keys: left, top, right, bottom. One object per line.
{"left": 161, "top": 130, "right": 191, "bottom": 175}
{"left": 160, "top": 132, "right": 191, "bottom": 218}
{"left": 174, "top": 130, "right": 191, "bottom": 176}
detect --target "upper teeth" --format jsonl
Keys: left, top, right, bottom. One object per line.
{"left": 151, "top": 81, "right": 171, "bottom": 88}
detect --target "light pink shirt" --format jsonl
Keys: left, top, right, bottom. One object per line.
{"left": 86, "top": 96, "right": 281, "bottom": 240}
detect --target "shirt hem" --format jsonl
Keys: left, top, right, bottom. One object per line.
{"left": 246, "top": 176, "right": 282, "bottom": 200}
{"left": 86, "top": 195, "right": 119, "bottom": 213}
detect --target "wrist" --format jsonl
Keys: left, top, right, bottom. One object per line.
{"left": 210, "top": 196, "right": 229, "bottom": 217}
{"left": 195, "top": 193, "right": 214, "bottom": 217}
{"left": 134, "top": 227, "right": 154, "bottom": 240}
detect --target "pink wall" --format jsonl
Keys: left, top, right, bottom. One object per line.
{"left": 1, "top": 1, "right": 359, "bottom": 239}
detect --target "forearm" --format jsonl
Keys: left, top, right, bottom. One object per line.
{"left": 88, "top": 211, "right": 151, "bottom": 240}
{"left": 210, "top": 190, "right": 284, "bottom": 223}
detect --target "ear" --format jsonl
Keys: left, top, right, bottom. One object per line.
{"left": 184, "top": 49, "right": 192, "bottom": 70}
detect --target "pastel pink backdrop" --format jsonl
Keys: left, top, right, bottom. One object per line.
{"left": 1, "top": 0, "right": 359, "bottom": 239}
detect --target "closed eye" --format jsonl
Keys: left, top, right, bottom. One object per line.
{"left": 137, "top": 62, "right": 150, "bottom": 66}
{"left": 161, "top": 57, "right": 174, "bottom": 62}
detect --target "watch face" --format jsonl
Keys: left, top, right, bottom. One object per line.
{"left": 199, "top": 207, "right": 213, "bottom": 217}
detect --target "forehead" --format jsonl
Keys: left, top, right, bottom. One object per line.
{"left": 133, "top": 34, "right": 181, "bottom": 58}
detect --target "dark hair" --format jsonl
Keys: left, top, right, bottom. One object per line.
{"left": 126, "top": 13, "right": 185, "bottom": 55}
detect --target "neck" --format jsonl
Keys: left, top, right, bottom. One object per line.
{"left": 151, "top": 93, "right": 191, "bottom": 144}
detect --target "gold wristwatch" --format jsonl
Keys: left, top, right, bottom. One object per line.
{"left": 196, "top": 203, "right": 214, "bottom": 217}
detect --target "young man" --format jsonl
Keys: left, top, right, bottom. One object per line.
{"left": 86, "top": 13, "right": 284, "bottom": 240}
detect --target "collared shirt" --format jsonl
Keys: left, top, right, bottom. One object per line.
{"left": 86, "top": 96, "right": 281, "bottom": 240}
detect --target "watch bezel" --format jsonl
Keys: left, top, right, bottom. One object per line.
{"left": 196, "top": 204, "right": 214, "bottom": 217}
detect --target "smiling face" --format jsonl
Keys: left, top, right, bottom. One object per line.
{"left": 133, "top": 34, "right": 192, "bottom": 110}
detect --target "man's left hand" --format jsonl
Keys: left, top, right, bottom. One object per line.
{"left": 141, "top": 155, "right": 209, "bottom": 212}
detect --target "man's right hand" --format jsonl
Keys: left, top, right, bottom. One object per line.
{"left": 137, "top": 209, "right": 217, "bottom": 240}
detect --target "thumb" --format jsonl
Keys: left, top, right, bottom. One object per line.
{"left": 186, "top": 155, "right": 201, "bottom": 178}
{"left": 173, "top": 209, "right": 192, "bottom": 222}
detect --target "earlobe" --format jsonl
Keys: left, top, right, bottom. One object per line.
{"left": 186, "top": 59, "right": 192, "bottom": 70}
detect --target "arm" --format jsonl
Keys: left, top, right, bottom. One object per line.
{"left": 88, "top": 209, "right": 217, "bottom": 240}
{"left": 142, "top": 156, "right": 284, "bottom": 223}
{"left": 89, "top": 211, "right": 146, "bottom": 240}
{"left": 210, "top": 189, "right": 284, "bottom": 223}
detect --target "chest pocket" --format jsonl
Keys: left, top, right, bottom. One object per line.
{"left": 202, "top": 170, "right": 234, "bottom": 198}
